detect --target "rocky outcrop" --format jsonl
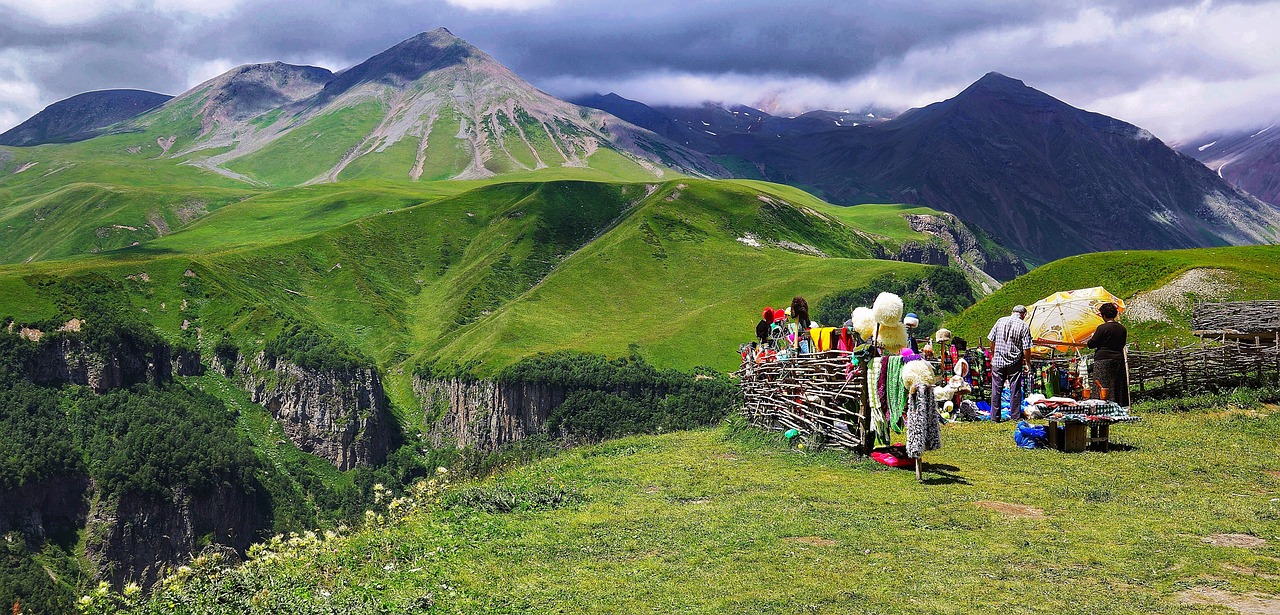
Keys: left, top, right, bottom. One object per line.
{"left": 237, "top": 353, "right": 391, "bottom": 470}
{"left": 28, "top": 336, "right": 167, "bottom": 392}
{"left": 23, "top": 334, "right": 203, "bottom": 392}
{"left": 85, "top": 484, "right": 262, "bottom": 589}
{"left": 890, "top": 240, "right": 949, "bottom": 267}
{"left": 0, "top": 474, "right": 90, "bottom": 542}
{"left": 413, "top": 377, "right": 566, "bottom": 451}
{"left": 903, "top": 212, "right": 1026, "bottom": 291}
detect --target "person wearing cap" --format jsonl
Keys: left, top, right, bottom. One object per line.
{"left": 986, "top": 305, "right": 1032, "bottom": 422}
{"left": 903, "top": 313, "right": 921, "bottom": 354}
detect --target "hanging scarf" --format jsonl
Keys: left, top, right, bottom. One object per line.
{"left": 906, "top": 383, "right": 942, "bottom": 458}
{"left": 885, "top": 356, "right": 907, "bottom": 434}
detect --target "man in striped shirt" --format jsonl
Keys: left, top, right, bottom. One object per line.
{"left": 987, "top": 305, "right": 1032, "bottom": 422}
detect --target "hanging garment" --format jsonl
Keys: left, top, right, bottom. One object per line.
{"left": 906, "top": 383, "right": 941, "bottom": 458}
{"left": 885, "top": 356, "right": 907, "bottom": 434}
{"left": 811, "top": 327, "right": 836, "bottom": 352}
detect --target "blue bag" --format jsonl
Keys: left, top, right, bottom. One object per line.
{"left": 1014, "top": 420, "right": 1047, "bottom": 449}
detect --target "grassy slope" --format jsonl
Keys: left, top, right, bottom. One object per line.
{"left": 130, "top": 408, "right": 1280, "bottom": 614}
{"left": 946, "top": 245, "right": 1280, "bottom": 348}
{"left": 424, "top": 180, "right": 925, "bottom": 372}
{"left": 0, "top": 178, "right": 950, "bottom": 412}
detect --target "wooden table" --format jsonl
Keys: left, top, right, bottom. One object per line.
{"left": 1046, "top": 419, "right": 1111, "bottom": 453}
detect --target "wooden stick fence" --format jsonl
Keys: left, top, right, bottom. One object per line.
{"left": 734, "top": 350, "right": 872, "bottom": 453}
{"left": 1128, "top": 339, "right": 1280, "bottom": 399}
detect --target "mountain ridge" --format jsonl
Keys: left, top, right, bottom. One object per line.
{"left": 0, "top": 89, "right": 172, "bottom": 146}
{"left": 580, "top": 72, "right": 1280, "bottom": 264}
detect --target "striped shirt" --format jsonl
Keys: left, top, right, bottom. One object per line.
{"left": 987, "top": 315, "right": 1031, "bottom": 371}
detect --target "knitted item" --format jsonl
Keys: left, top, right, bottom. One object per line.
{"left": 886, "top": 356, "right": 907, "bottom": 434}
{"left": 906, "top": 383, "right": 942, "bottom": 458}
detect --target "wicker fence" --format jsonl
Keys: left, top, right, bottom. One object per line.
{"left": 1128, "top": 339, "right": 1280, "bottom": 399}
{"left": 735, "top": 351, "right": 872, "bottom": 453}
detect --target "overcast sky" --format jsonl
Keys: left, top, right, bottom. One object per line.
{"left": 1, "top": 0, "right": 1277, "bottom": 143}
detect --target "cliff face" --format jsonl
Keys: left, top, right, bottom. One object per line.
{"left": 413, "top": 377, "right": 565, "bottom": 450}
{"left": 903, "top": 212, "right": 1026, "bottom": 290}
{"left": 24, "top": 334, "right": 204, "bottom": 392}
{"left": 0, "top": 473, "right": 90, "bottom": 542}
{"left": 85, "top": 484, "right": 262, "bottom": 589}
{"left": 237, "top": 353, "right": 391, "bottom": 470}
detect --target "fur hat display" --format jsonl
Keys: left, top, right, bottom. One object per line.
{"left": 872, "top": 292, "right": 904, "bottom": 325}
{"left": 935, "top": 328, "right": 952, "bottom": 342}
{"left": 878, "top": 322, "right": 910, "bottom": 353}
{"left": 901, "top": 358, "right": 936, "bottom": 390}
{"left": 850, "top": 306, "right": 876, "bottom": 339}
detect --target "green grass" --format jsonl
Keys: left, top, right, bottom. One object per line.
{"left": 0, "top": 177, "right": 954, "bottom": 419}
{"left": 946, "top": 245, "right": 1280, "bottom": 348}
{"left": 118, "top": 403, "right": 1280, "bottom": 614}
{"left": 227, "top": 101, "right": 388, "bottom": 186}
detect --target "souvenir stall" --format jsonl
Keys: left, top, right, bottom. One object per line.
{"left": 1020, "top": 287, "right": 1141, "bottom": 452}
{"left": 737, "top": 293, "right": 944, "bottom": 480}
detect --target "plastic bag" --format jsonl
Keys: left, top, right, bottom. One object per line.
{"left": 1013, "top": 420, "right": 1048, "bottom": 449}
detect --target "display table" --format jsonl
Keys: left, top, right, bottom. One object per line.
{"left": 1044, "top": 414, "right": 1140, "bottom": 453}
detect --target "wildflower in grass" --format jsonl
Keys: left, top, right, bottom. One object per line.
{"left": 123, "top": 582, "right": 141, "bottom": 597}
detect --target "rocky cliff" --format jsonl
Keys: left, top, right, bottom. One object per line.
{"left": 413, "top": 377, "right": 565, "bottom": 450}
{"left": 26, "top": 334, "right": 186, "bottom": 392}
{"left": 903, "top": 212, "right": 1027, "bottom": 291}
{"left": 235, "top": 352, "right": 391, "bottom": 469}
{"left": 85, "top": 484, "right": 262, "bottom": 589}
{"left": 0, "top": 474, "right": 90, "bottom": 542}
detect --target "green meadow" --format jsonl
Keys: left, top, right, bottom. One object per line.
{"left": 106, "top": 395, "right": 1280, "bottom": 614}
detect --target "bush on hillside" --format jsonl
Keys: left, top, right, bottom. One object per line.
{"left": 66, "top": 385, "right": 261, "bottom": 499}
{"left": 498, "top": 351, "right": 740, "bottom": 441}
{"left": 0, "top": 381, "right": 83, "bottom": 491}
{"left": 264, "top": 322, "right": 373, "bottom": 372}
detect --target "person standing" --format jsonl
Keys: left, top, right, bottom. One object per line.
{"left": 987, "top": 305, "right": 1032, "bottom": 422}
{"left": 1088, "top": 302, "right": 1129, "bottom": 406}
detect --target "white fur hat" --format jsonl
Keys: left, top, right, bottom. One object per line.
{"left": 850, "top": 306, "right": 876, "bottom": 339}
{"left": 878, "top": 322, "right": 910, "bottom": 353}
{"left": 902, "top": 359, "right": 936, "bottom": 390}
{"left": 872, "top": 292, "right": 903, "bottom": 325}
{"left": 935, "top": 328, "right": 952, "bottom": 342}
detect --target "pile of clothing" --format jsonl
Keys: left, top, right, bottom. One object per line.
{"left": 1043, "top": 398, "right": 1141, "bottom": 423}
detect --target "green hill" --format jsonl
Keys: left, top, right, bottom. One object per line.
{"left": 0, "top": 178, "right": 962, "bottom": 381}
{"left": 103, "top": 407, "right": 1280, "bottom": 614}
{"left": 945, "top": 245, "right": 1280, "bottom": 348}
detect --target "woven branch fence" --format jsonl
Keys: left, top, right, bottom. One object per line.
{"left": 1192, "top": 301, "right": 1280, "bottom": 333}
{"left": 734, "top": 351, "right": 872, "bottom": 453}
{"left": 1128, "top": 338, "right": 1280, "bottom": 399}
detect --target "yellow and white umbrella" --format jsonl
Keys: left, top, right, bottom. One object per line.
{"left": 1027, "top": 287, "right": 1125, "bottom": 353}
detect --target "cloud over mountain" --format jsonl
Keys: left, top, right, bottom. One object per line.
{"left": 2, "top": 1, "right": 1280, "bottom": 141}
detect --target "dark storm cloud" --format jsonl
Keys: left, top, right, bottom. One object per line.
{"left": 0, "top": 0, "right": 1277, "bottom": 140}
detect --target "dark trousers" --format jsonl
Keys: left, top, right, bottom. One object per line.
{"left": 990, "top": 363, "right": 1025, "bottom": 421}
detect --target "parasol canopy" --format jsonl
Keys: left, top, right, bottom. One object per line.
{"left": 1027, "top": 287, "right": 1125, "bottom": 353}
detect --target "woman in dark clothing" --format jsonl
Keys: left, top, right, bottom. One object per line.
{"left": 1087, "top": 302, "right": 1129, "bottom": 406}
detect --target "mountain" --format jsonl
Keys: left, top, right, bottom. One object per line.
{"left": 581, "top": 74, "right": 1280, "bottom": 264}
{"left": 0, "top": 89, "right": 172, "bottom": 146}
{"left": 573, "top": 93, "right": 892, "bottom": 154}
{"left": 1178, "top": 122, "right": 1280, "bottom": 208}
{"left": 115, "top": 28, "right": 723, "bottom": 186}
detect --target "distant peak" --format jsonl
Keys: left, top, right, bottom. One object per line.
{"left": 971, "top": 72, "right": 1028, "bottom": 91}
{"left": 953, "top": 72, "right": 1055, "bottom": 105}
